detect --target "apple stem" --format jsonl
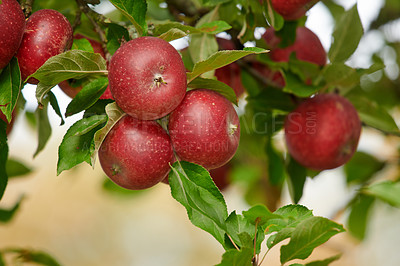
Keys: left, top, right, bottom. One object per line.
{"left": 153, "top": 76, "right": 167, "bottom": 88}
{"left": 228, "top": 123, "right": 238, "bottom": 135}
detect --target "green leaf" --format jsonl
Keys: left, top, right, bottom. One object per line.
{"left": 243, "top": 204, "right": 282, "bottom": 226}
{"left": 198, "top": 21, "right": 232, "bottom": 34}
{"left": 188, "top": 77, "right": 237, "bottom": 105}
{"left": 216, "top": 247, "right": 253, "bottom": 266}
{"left": 305, "top": 254, "right": 342, "bottom": 266}
{"left": 266, "top": 137, "right": 285, "bottom": 186}
{"left": 344, "top": 152, "right": 385, "bottom": 184}
{"left": 347, "top": 194, "right": 374, "bottom": 240}
{"left": 328, "top": 4, "right": 363, "bottom": 63}
{"left": 286, "top": 156, "right": 307, "bottom": 204}
{"left": 71, "top": 38, "right": 94, "bottom": 52}
{"left": 187, "top": 48, "right": 268, "bottom": 82}
{"left": 158, "top": 28, "right": 187, "bottom": 42}
{"left": 203, "top": 0, "right": 232, "bottom": 7}
{"left": 225, "top": 212, "right": 264, "bottom": 252}
{"left": 283, "top": 73, "right": 320, "bottom": 98}
{"left": 322, "top": 63, "right": 359, "bottom": 89}
{"left": 7, "top": 249, "right": 60, "bottom": 266}
{"left": 31, "top": 50, "right": 107, "bottom": 104}
{"left": 266, "top": 205, "right": 313, "bottom": 248}
{"left": 6, "top": 158, "right": 32, "bottom": 178}
{"left": 65, "top": 77, "right": 109, "bottom": 117}
{"left": 346, "top": 90, "right": 399, "bottom": 135}
{"left": 246, "top": 88, "right": 295, "bottom": 113}
{"left": 0, "top": 196, "right": 23, "bottom": 223}
{"left": 92, "top": 102, "right": 125, "bottom": 165}
{"left": 280, "top": 216, "right": 345, "bottom": 264}
{"left": 109, "top": 0, "right": 147, "bottom": 36}
{"left": 153, "top": 22, "right": 201, "bottom": 36}
{"left": 362, "top": 181, "right": 400, "bottom": 207}
{"left": 105, "top": 23, "right": 130, "bottom": 55}
{"left": 262, "top": 0, "right": 284, "bottom": 31}
{"left": 189, "top": 7, "right": 220, "bottom": 64}
{"left": 57, "top": 115, "right": 107, "bottom": 175}
{"left": 0, "top": 120, "right": 8, "bottom": 200}
{"left": 34, "top": 101, "right": 52, "bottom": 157}
{"left": 0, "top": 252, "right": 4, "bottom": 266}
{"left": 0, "top": 57, "right": 21, "bottom": 122}
{"left": 169, "top": 161, "right": 229, "bottom": 247}
{"left": 48, "top": 91, "right": 65, "bottom": 126}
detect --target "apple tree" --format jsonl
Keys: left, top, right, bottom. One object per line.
{"left": 1, "top": 0, "right": 400, "bottom": 265}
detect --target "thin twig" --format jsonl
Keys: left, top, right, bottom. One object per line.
{"left": 227, "top": 234, "right": 240, "bottom": 251}
{"left": 75, "top": 0, "right": 111, "bottom": 61}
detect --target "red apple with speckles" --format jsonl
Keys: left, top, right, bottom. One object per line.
{"left": 257, "top": 26, "right": 326, "bottom": 88}
{"left": 209, "top": 163, "right": 231, "bottom": 190}
{"left": 98, "top": 115, "right": 174, "bottom": 190}
{"left": 108, "top": 36, "right": 187, "bottom": 120}
{"left": 59, "top": 34, "right": 108, "bottom": 98}
{"left": 168, "top": 89, "right": 240, "bottom": 169}
{"left": 16, "top": 9, "right": 73, "bottom": 84}
{"left": 284, "top": 93, "right": 361, "bottom": 170}
{"left": 0, "top": 0, "right": 25, "bottom": 70}
{"left": 271, "top": 0, "right": 320, "bottom": 20}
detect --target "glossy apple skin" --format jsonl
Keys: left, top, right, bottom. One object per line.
{"left": 108, "top": 37, "right": 187, "bottom": 120}
{"left": 215, "top": 38, "right": 245, "bottom": 97}
{"left": 257, "top": 26, "right": 326, "bottom": 88}
{"left": 59, "top": 34, "right": 106, "bottom": 98}
{"left": 271, "top": 0, "right": 320, "bottom": 20}
{"left": 168, "top": 89, "right": 240, "bottom": 170}
{"left": 284, "top": 93, "right": 361, "bottom": 171}
{"left": 0, "top": 0, "right": 25, "bottom": 70}
{"left": 16, "top": 9, "right": 73, "bottom": 84}
{"left": 99, "top": 115, "right": 174, "bottom": 190}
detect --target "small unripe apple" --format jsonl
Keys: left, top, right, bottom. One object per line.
{"left": 284, "top": 93, "right": 361, "bottom": 170}
{"left": 98, "top": 115, "right": 174, "bottom": 190}
{"left": 271, "top": 0, "right": 320, "bottom": 20}
{"left": 257, "top": 26, "right": 326, "bottom": 88}
{"left": 58, "top": 34, "right": 109, "bottom": 98}
{"left": 0, "top": 0, "right": 25, "bottom": 70}
{"left": 108, "top": 36, "right": 187, "bottom": 120}
{"left": 16, "top": 9, "right": 73, "bottom": 84}
{"left": 168, "top": 89, "right": 240, "bottom": 170}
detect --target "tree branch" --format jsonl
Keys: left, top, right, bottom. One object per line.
{"left": 75, "top": 0, "right": 111, "bottom": 61}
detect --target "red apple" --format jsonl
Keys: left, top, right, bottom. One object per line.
{"left": 168, "top": 89, "right": 240, "bottom": 170}
{"left": 99, "top": 85, "right": 114, "bottom": 100}
{"left": 16, "top": 9, "right": 73, "bottom": 84}
{"left": 108, "top": 36, "right": 187, "bottom": 120}
{"left": 284, "top": 93, "right": 361, "bottom": 170}
{"left": 98, "top": 115, "right": 174, "bottom": 190}
{"left": 209, "top": 163, "right": 231, "bottom": 190}
{"left": 215, "top": 38, "right": 245, "bottom": 97}
{"left": 263, "top": 26, "right": 326, "bottom": 66}
{"left": 257, "top": 26, "right": 326, "bottom": 88}
{"left": 0, "top": 0, "right": 25, "bottom": 70}
{"left": 271, "top": 0, "right": 320, "bottom": 20}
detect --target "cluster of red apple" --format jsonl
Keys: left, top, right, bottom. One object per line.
{"left": 98, "top": 36, "right": 240, "bottom": 190}
{"left": 219, "top": 2, "right": 362, "bottom": 171}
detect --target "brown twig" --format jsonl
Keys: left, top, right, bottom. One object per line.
{"left": 75, "top": 0, "right": 111, "bottom": 61}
